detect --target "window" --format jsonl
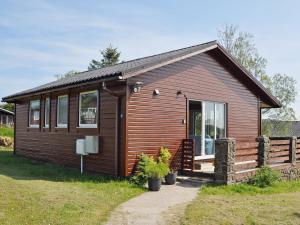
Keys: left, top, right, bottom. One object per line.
{"left": 44, "top": 97, "right": 50, "bottom": 127}
{"left": 57, "top": 95, "right": 68, "bottom": 127}
{"left": 189, "top": 100, "right": 226, "bottom": 159}
{"left": 79, "top": 90, "right": 98, "bottom": 128}
{"left": 29, "top": 100, "right": 40, "bottom": 127}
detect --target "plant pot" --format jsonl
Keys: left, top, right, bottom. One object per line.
{"left": 148, "top": 178, "right": 162, "bottom": 191}
{"left": 165, "top": 171, "right": 177, "bottom": 185}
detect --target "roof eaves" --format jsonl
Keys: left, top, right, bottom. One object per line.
{"left": 2, "top": 73, "right": 123, "bottom": 102}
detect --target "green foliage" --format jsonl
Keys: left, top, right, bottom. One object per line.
{"left": 249, "top": 166, "right": 281, "bottom": 188}
{"left": 88, "top": 44, "right": 121, "bottom": 70}
{"left": 130, "top": 148, "right": 171, "bottom": 184}
{"left": 144, "top": 157, "right": 169, "bottom": 179}
{"left": 130, "top": 154, "right": 151, "bottom": 185}
{"left": 218, "top": 25, "right": 297, "bottom": 120}
{"left": 265, "top": 73, "right": 297, "bottom": 120}
{"left": 159, "top": 146, "right": 171, "bottom": 164}
{"left": 262, "top": 119, "right": 293, "bottom": 137}
{"left": 218, "top": 24, "right": 267, "bottom": 81}
{"left": 55, "top": 70, "right": 79, "bottom": 80}
{"left": 0, "top": 103, "right": 14, "bottom": 112}
{"left": 0, "top": 126, "right": 14, "bottom": 138}
{"left": 201, "top": 179, "right": 300, "bottom": 196}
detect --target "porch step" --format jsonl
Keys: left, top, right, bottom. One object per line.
{"left": 180, "top": 169, "right": 215, "bottom": 179}
{"left": 177, "top": 175, "right": 214, "bottom": 186}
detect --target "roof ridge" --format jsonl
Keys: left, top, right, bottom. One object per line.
{"left": 78, "top": 40, "right": 217, "bottom": 75}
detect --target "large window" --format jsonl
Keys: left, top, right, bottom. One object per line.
{"left": 189, "top": 101, "right": 226, "bottom": 159}
{"left": 57, "top": 95, "right": 68, "bottom": 128}
{"left": 29, "top": 100, "right": 40, "bottom": 127}
{"left": 79, "top": 90, "right": 98, "bottom": 128}
{"left": 44, "top": 97, "right": 50, "bottom": 127}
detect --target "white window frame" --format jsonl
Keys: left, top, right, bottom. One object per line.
{"left": 29, "top": 100, "right": 40, "bottom": 128}
{"left": 44, "top": 97, "right": 50, "bottom": 128}
{"left": 189, "top": 100, "right": 227, "bottom": 160}
{"left": 78, "top": 90, "right": 98, "bottom": 128}
{"left": 56, "top": 95, "right": 68, "bottom": 128}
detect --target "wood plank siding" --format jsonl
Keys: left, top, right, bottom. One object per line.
{"left": 14, "top": 83, "right": 125, "bottom": 176}
{"left": 126, "top": 51, "right": 259, "bottom": 175}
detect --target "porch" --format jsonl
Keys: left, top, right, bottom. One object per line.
{"left": 180, "top": 136, "right": 300, "bottom": 184}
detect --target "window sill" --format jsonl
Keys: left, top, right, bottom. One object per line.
{"left": 27, "top": 126, "right": 39, "bottom": 129}
{"left": 76, "top": 126, "right": 98, "bottom": 129}
{"left": 194, "top": 155, "right": 215, "bottom": 160}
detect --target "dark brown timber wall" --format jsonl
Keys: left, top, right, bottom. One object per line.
{"left": 15, "top": 83, "right": 124, "bottom": 176}
{"left": 126, "top": 51, "right": 260, "bottom": 175}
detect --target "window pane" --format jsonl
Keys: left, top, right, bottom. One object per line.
{"left": 205, "top": 102, "right": 215, "bottom": 155}
{"left": 80, "top": 91, "right": 98, "bottom": 126}
{"left": 216, "top": 103, "right": 226, "bottom": 139}
{"left": 57, "top": 96, "right": 68, "bottom": 126}
{"left": 29, "top": 100, "right": 40, "bottom": 126}
{"left": 45, "top": 98, "right": 50, "bottom": 127}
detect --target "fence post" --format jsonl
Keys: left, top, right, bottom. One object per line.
{"left": 289, "top": 136, "right": 297, "bottom": 166}
{"left": 257, "top": 136, "right": 271, "bottom": 167}
{"left": 214, "top": 138, "right": 236, "bottom": 184}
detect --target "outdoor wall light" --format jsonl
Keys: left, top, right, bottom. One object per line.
{"left": 153, "top": 89, "right": 160, "bottom": 96}
{"left": 131, "top": 81, "right": 143, "bottom": 93}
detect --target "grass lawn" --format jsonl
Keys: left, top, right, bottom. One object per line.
{"left": 183, "top": 181, "right": 300, "bottom": 225}
{"left": 0, "top": 126, "right": 14, "bottom": 138}
{"left": 0, "top": 148, "right": 144, "bottom": 225}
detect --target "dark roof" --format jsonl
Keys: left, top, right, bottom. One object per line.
{"left": 0, "top": 108, "right": 14, "bottom": 115}
{"left": 2, "top": 40, "right": 281, "bottom": 108}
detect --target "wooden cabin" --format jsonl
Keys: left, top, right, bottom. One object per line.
{"left": 2, "top": 41, "right": 281, "bottom": 177}
{"left": 0, "top": 108, "right": 14, "bottom": 127}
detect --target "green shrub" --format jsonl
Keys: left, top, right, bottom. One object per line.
{"left": 144, "top": 158, "right": 169, "bottom": 179}
{"left": 130, "top": 148, "right": 171, "bottom": 185}
{"left": 159, "top": 146, "right": 171, "bottom": 164}
{"left": 249, "top": 166, "right": 281, "bottom": 188}
{"left": 130, "top": 154, "right": 151, "bottom": 185}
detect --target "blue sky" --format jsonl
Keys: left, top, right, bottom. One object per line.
{"left": 1, "top": 0, "right": 300, "bottom": 117}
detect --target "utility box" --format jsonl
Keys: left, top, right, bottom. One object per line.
{"left": 76, "top": 139, "right": 88, "bottom": 155}
{"left": 84, "top": 136, "right": 99, "bottom": 154}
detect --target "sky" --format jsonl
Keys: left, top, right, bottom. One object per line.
{"left": 0, "top": 0, "right": 300, "bottom": 118}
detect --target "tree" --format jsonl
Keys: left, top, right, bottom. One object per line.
{"left": 265, "top": 73, "right": 297, "bottom": 120}
{"left": 0, "top": 103, "right": 14, "bottom": 112}
{"left": 88, "top": 44, "right": 121, "bottom": 70}
{"left": 55, "top": 70, "right": 79, "bottom": 80}
{"left": 218, "top": 25, "right": 297, "bottom": 121}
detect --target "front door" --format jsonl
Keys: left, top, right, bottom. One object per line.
{"left": 189, "top": 100, "right": 227, "bottom": 159}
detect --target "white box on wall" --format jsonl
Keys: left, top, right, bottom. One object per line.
{"left": 84, "top": 136, "right": 99, "bottom": 154}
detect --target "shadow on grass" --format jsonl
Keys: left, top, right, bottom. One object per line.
{"left": 0, "top": 150, "right": 125, "bottom": 184}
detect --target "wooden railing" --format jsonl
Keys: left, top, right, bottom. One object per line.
{"left": 269, "top": 137, "right": 290, "bottom": 164}
{"left": 181, "top": 139, "right": 194, "bottom": 171}
{"left": 235, "top": 139, "right": 259, "bottom": 173}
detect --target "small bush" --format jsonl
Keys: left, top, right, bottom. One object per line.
{"left": 130, "top": 154, "right": 151, "bottom": 186}
{"left": 249, "top": 166, "right": 281, "bottom": 188}
{"left": 144, "top": 158, "right": 169, "bottom": 179}
{"left": 159, "top": 146, "right": 171, "bottom": 164}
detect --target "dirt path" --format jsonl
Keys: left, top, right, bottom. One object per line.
{"left": 105, "top": 182, "right": 200, "bottom": 225}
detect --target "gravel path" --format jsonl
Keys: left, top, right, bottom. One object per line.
{"left": 105, "top": 182, "right": 200, "bottom": 225}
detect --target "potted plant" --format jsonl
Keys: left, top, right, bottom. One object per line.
{"left": 145, "top": 157, "right": 169, "bottom": 191}
{"left": 160, "top": 147, "right": 177, "bottom": 185}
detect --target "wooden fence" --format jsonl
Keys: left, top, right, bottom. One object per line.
{"left": 234, "top": 139, "right": 260, "bottom": 182}
{"left": 234, "top": 136, "right": 300, "bottom": 183}
{"left": 269, "top": 137, "right": 290, "bottom": 164}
